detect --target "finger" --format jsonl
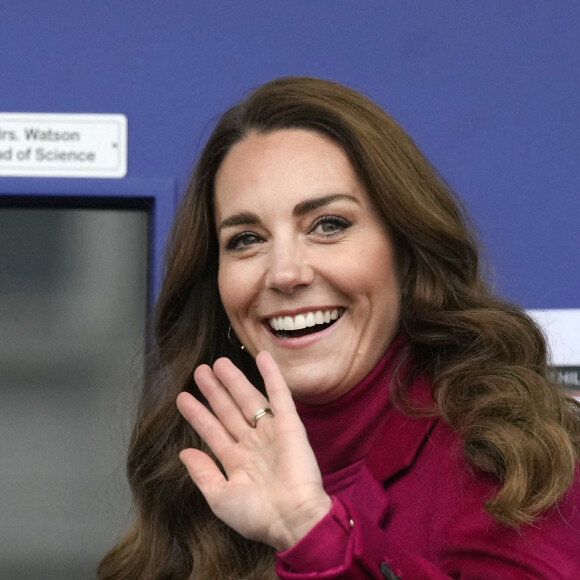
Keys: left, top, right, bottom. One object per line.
{"left": 255, "top": 351, "right": 296, "bottom": 414}
{"left": 212, "top": 357, "right": 271, "bottom": 425}
{"left": 176, "top": 391, "right": 236, "bottom": 457}
{"left": 179, "top": 448, "right": 226, "bottom": 502}
{"left": 194, "top": 364, "right": 250, "bottom": 437}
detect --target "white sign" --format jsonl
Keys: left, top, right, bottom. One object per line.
{"left": 0, "top": 113, "right": 127, "bottom": 178}
{"left": 528, "top": 309, "right": 580, "bottom": 366}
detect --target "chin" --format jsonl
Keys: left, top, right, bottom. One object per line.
{"left": 283, "top": 370, "right": 349, "bottom": 405}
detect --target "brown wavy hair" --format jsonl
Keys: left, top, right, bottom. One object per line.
{"left": 98, "top": 77, "right": 580, "bottom": 579}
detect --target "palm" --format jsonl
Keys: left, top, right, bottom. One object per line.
{"left": 176, "top": 352, "right": 332, "bottom": 551}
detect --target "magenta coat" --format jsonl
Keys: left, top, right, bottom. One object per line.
{"left": 276, "top": 376, "right": 580, "bottom": 579}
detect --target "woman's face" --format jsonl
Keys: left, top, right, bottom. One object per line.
{"left": 215, "top": 129, "right": 401, "bottom": 404}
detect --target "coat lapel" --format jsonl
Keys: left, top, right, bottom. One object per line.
{"left": 365, "top": 375, "right": 439, "bottom": 484}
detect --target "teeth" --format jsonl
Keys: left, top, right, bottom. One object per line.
{"left": 268, "top": 309, "right": 344, "bottom": 332}
{"left": 294, "top": 314, "right": 306, "bottom": 330}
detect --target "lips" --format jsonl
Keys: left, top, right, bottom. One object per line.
{"left": 267, "top": 308, "right": 345, "bottom": 338}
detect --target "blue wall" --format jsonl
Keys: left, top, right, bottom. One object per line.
{"left": 1, "top": 1, "right": 578, "bottom": 308}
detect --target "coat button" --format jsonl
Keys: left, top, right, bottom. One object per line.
{"left": 379, "top": 562, "right": 401, "bottom": 580}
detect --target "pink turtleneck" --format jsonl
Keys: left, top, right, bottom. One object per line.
{"left": 293, "top": 336, "right": 405, "bottom": 499}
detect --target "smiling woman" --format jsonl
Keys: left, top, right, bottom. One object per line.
{"left": 99, "top": 78, "right": 580, "bottom": 580}
{"left": 214, "top": 130, "right": 401, "bottom": 404}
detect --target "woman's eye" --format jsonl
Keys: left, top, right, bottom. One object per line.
{"left": 225, "top": 232, "right": 264, "bottom": 251}
{"left": 310, "top": 216, "right": 352, "bottom": 237}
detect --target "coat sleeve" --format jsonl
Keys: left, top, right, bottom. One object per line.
{"left": 276, "top": 497, "right": 450, "bottom": 579}
{"left": 275, "top": 494, "right": 580, "bottom": 580}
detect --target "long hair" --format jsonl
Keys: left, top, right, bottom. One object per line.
{"left": 99, "top": 77, "right": 580, "bottom": 579}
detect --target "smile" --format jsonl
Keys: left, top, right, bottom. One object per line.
{"left": 267, "top": 308, "right": 345, "bottom": 338}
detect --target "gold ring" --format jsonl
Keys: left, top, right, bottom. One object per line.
{"left": 250, "top": 407, "right": 273, "bottom": 428}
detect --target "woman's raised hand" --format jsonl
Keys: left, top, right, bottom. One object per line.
{"left": 176, "top": 351, "right": 332, "bottom": 552}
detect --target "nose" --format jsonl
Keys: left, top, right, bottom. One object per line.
{"left": 265, "top": 240, "right": 314, "bottom": 294}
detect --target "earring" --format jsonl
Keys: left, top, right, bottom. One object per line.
{"left": 227, "top": 325, "right": 245, "bottom": 350}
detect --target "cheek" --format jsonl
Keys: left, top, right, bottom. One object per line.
{"left": 217, "top": 263, "right": 253, "bottom": 320}
{"left": 351, "top": 243, "right": 399, "bottom": 296}
{"left": 356, "top": 245, "right": 402, "bottom": 328}
{"left": 217, "top": 267, "right": 235, "bottom": 317}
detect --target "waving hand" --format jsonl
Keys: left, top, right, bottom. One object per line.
{"left": 176, "top": 351, "right": 332, "bottom": 551}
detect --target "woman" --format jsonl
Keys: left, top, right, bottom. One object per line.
{"left": 99, "top": 77, "right": 580, "bottom": 579}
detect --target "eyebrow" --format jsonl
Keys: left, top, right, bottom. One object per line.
{"left": 217, "top": 211, "right": 260, "bottom": 234}
{"left": 292, "top": 193, "right": 359, "bottom": 217}
{"left": 217, "top": 193, "right": 358, "bottom": 234}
